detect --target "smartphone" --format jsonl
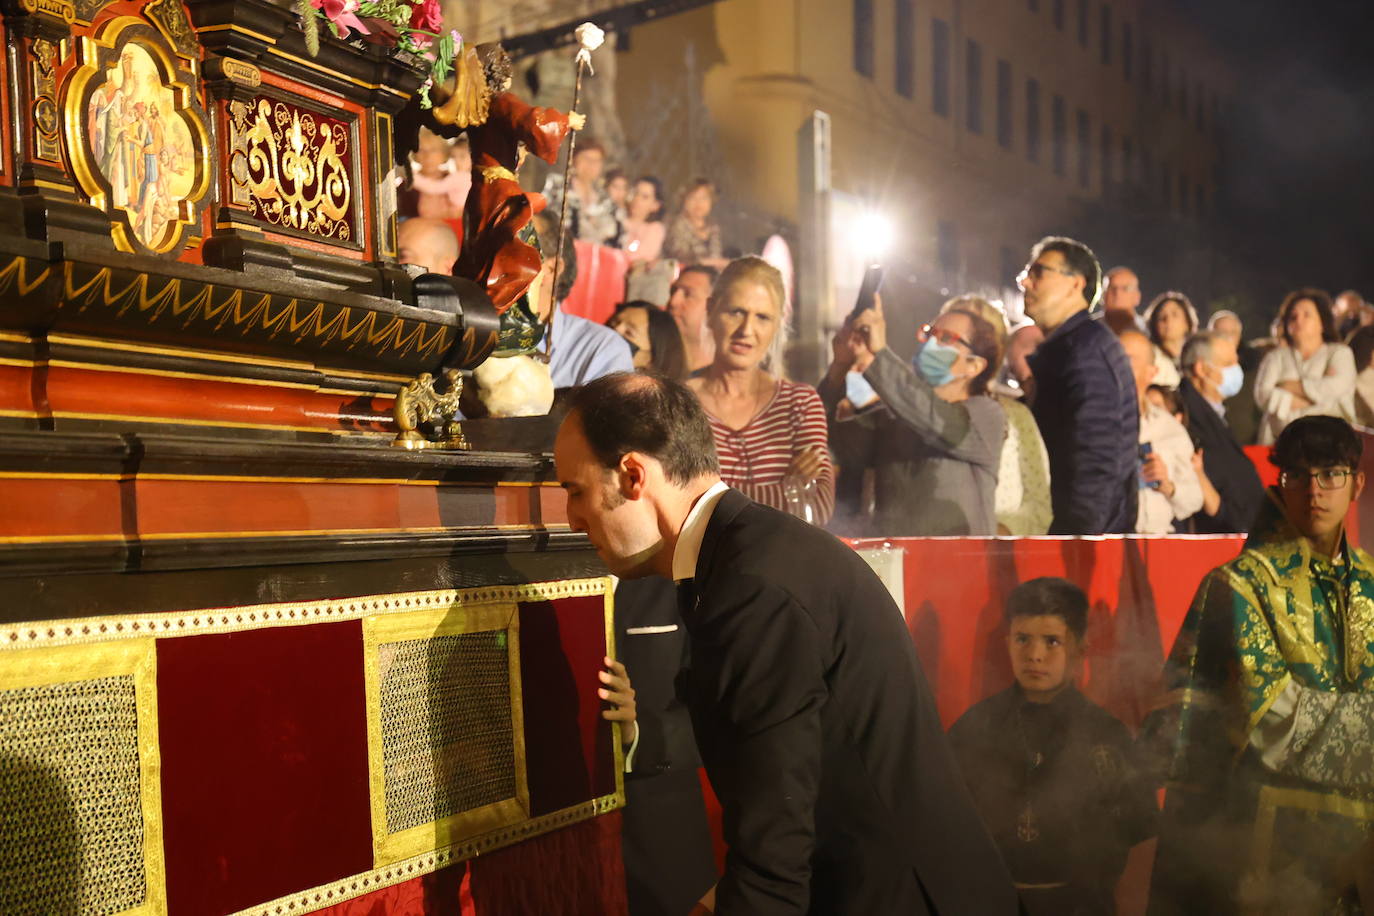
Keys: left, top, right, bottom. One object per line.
{"left": 1138, "top": 442, "right": 1160, "bottom": 490}
{"left": 848, "top": 264, "right": 885, "bottom": 323}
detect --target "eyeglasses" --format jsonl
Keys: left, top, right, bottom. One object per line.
{"left": 918, "top": 324, "right": 972, "bottom": 349}
{"left": 1278, "top": 467, "right": 1353, "bottom": 491}
{"left": 1017, "top": 262, "right": 1079, "bottom": 285}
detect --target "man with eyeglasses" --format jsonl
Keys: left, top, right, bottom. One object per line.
{"left": 1147, "top": 415, "right": 1374, "bottom": 913}
{"left": 1017, "top": 236, "right": 1139, "bottom": 535}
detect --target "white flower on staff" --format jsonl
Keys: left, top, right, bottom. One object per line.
{"left": 574, "top": 22, "right": 605, "bottom": 72}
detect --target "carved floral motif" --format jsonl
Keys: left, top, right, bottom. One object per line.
{"left": 227, "top": 98, "right": 356, "bottom": 242}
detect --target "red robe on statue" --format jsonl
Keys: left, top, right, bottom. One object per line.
{"left": 458, "top": 92, "right": 572, "bottom": 312}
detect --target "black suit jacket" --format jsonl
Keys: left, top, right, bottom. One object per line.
{"left": 1180, "top": 379, "right": 1265, "bottom": 533}
{"left": 614, "top": 577, "right": 717, "bottom": 916}
{"left": 684, "top": 489, "right": 1017, "bottom": 915}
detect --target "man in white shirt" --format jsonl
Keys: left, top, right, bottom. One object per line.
{"left": 529, "top": 212, "right": 633, "bottom": 387}
{"left": 1119, "top": 330, "right": 1202, "bottom": 533}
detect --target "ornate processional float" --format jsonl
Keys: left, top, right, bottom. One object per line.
{"left": 0, "top": 0, "right": 628, "bottom": 912}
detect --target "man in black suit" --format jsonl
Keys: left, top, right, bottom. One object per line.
{"left": 554, "top": 372, "right": 1017, "bottom": 915}
{"left": 1178, "top": 330, "right": 1265, "bottom": 533}
{"left": 1019, "top": 236, "right": 1139, "bottom": 535}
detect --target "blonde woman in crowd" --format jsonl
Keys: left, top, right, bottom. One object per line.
{"left": 687, "top": 256, "right": 834, "bottom": 524}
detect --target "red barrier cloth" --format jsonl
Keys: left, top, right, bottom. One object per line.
{"left": 158, "top": 622, "right": 374, "bottom": 916}
{"left": 848, "top": 536, "right": 1246, "bottom": 729}
{"left": 560, "top": 242, "right": 628, "bottom": 326}
{"left": 518, "top": 596, "right": 618, "bottom": 816}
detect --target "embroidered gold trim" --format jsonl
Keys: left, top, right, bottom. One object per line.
{"left": 364, "top": 601, "right": 530, "bottom": 865}
{"left": 0, "top": 639, "right": 166, "bottom": 915}
{"left": 2, "top": 580, "right": 612, "bottom": 650}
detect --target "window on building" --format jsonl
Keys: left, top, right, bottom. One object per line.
{"left": 1052, "top": 0, "right": 1064, "bottom": 30}
{"left": 1026, "top": 78, "right": 1041, "bottom": 163}
{"left": 1076, "top": 109, "right": 1091, "bottom": 188}
{"left": 1100, "top": 124, "right": 1113, "bottom": 187}
{"left": 996, "top": 59, "right": 1013, "bottom": 149}
{"left": 1077, "top": 0, "right": 1089, "bottom": 47}
{"left": 932, "top": 18, "right": 950, "bottom": 116}
{"left": 1052, "top": 94, "right": 1067, "bottom": 176}
{"left": 1100, "top": 4, "right": 1112, "bottom": 65}
{"left": 895, "top": 0, "right": 915, "bottom": 97}
{"left": 966, "top": 39, "right": 983, "bottom": 133}
{"left": 1122, "top": 136, "right": 1134, "bottom": 183}
{"left": 1122, "top": 21, "right": 1133, "bottom": 80}
{"left": 854, "top": 0, "right": 875, "bottom": 77}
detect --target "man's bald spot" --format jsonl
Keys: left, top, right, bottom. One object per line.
{"left": 397, "top": 218, "right": 459, "bottom": 273}
{"left": 1117, "top": 327, "right": 1152, "bottom": 356}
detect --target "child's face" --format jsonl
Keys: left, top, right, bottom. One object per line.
{"left": 1007, "top": 614, "right": 1080, "bottom": 703}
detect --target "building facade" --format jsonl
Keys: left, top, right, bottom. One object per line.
{"left": 614, "top": 0, "right": 1235, "bottom": 373}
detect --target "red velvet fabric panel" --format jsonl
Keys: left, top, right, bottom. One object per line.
{"left": 468, "top": 810, "right": 628, "bottom": 916}
{"left": 518, "top": 595, "right": 616, "bottom": 816}
{"left": 158, "top": 621, "right": 373, "bottom": 916}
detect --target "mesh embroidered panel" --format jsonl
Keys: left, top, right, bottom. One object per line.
{"left": 379, "top": 630, "right": 516, "bottom": 834}
{"left": 0, "top": 675, "right": 146, "bottom": 916}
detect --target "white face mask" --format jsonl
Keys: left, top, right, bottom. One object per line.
{"left": 1218, "top": 363, "right": 1244, "bottom": 399}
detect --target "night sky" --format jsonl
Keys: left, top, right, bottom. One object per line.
{"left": 1172, "top": 0, "right": 1374, "bottom": 301}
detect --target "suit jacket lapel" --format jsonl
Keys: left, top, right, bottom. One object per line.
{"left": 693, "top": 488, "right": 752, "bottom": 586}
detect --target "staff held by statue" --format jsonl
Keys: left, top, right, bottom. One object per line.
{"left": 546, "top": 22, "right": 605, "bottom": 361}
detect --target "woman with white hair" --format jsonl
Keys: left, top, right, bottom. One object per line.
{"left": 687, "top": 256, "right": 834, "bottom": 524}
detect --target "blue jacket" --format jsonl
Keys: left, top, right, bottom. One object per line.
{"left": 1027, "top": 308, "right": 1140, "bottom": 534}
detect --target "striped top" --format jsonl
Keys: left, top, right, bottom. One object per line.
{"left": 704, "top": 378, "right": 835, "bottom": 525}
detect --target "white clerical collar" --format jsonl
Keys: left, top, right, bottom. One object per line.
{"left": 671, "top": 480, "right": 729, "bottom": 582}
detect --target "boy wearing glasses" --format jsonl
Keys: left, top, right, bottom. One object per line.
{"left": 948, "top": 577, "right": 1158, "bottom": 916}
{"left": 1148, "top": 415, "right": 1374, "bottom": 914}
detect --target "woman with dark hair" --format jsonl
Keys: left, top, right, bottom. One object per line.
{"left": 606, "top": 301, "right": 688, "bottom": 381}
{"left": 623, "top": 176, "right": 673, "bottom": 305}
{"left": 1145, "top": 291, "right": 1199, "bottom": 368}
{"left": 663, "top": 178, "right": 728, "bottom": 270}
{"left": 821, "top": 294, "right": 1007, "bottom": 536}
{"left": 1255, "top": 287, "right": 1356, "bottom": 444}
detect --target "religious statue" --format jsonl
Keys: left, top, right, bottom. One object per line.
{"left": 429, "top": 43, "right": 584, "bottom": 319}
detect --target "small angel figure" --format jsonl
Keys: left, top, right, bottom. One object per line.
{"left": 430, "top": 43, "right": 584, "bottom": 314}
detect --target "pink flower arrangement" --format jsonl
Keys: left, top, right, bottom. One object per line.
{"left": 310, "top": 0, "right": 369, "bottom": 40}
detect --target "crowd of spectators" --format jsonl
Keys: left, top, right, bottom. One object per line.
{"left": 394, "top": 128, "right": 1368, "bottom": 542}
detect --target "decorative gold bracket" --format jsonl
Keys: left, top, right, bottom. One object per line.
{"left": 392, "top": 368, "right": 469, "bottom": 450}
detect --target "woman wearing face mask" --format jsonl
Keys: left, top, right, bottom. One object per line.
{"left": 822, "top": 294, "right": 1006, "bottom": 535}
{"left": 1254, "top": 288, "right": 1356, "bottom": 444}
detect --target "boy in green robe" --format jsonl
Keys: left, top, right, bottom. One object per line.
{"left": 948, "top": 577, "right": 1158, "bottom": 915}
{"left": 1148, "top": 415, "right": 1374, "bottom": 914}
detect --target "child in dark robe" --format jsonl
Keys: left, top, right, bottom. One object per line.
{"left": 947, "top": 577, "right": 1157, "bottom": 916}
